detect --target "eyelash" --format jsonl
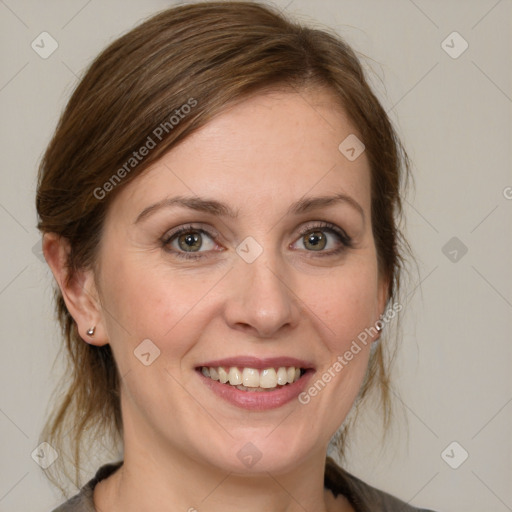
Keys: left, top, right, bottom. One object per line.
{"left": 296, "top": 221, "right": 353, "bottom": 255}
{"left": 161, "top": 222, "right": 352, "bottom": 260}
{"left": 161, "top": 224, "right": 217, "bottom": 260}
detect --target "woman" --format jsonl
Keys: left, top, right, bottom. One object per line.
{"left": 37, "top": 2, "right": 437, "bottom": 511}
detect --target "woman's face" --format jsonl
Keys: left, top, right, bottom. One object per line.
{"left": 94, "top": 88, "right": 387, "bottom": 473}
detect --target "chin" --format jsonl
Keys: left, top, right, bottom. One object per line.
{"left": 198, "top": 428, "right": 320, "bottom": 476}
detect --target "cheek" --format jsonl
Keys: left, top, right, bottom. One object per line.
{"left": 98, "top": 253, "right": 225, "bottom": 366}
{"left": 300, "top": 264, "right": 380, "bottom": 350}
{"left": 295, "top": 269, "right": 377, "bottom": 430}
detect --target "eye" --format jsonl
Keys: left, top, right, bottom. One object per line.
{"left": 301, "top": 231, "right": 328, "bottom": 251}
{"left": 291, "top": 222, "right": 351, "bottom": 254}
{"left": 162, "top": 225, "right": 219, "bottom": 258}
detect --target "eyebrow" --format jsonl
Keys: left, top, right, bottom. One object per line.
{"left": 134, "top": 193, "right": 365, "bottom": 224}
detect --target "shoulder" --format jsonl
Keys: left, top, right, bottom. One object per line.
{"left": 49, "top": 462, "right": 123, "bottom": 512}
{"left": 325, "top": 457, "right": 439, "bottom": 512}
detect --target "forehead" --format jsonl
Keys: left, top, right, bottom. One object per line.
{"left": 111, "top": 88, "right": 371, "bottom": 219}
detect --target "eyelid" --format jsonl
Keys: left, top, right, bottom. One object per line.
{"left": 162, "top": 223, "right": 220, "bottom": 244}
{"left": 161, "top": 220, "right": 352, "bottom": 260}
{"left": 161, "top": 223, "right": 223, "bottom": 260}
{"left": 295, "top": 221, "right": 352, "bottom": 247}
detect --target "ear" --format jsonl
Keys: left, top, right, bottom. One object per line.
{"left": 43, "top": 233, "right": 108, "bottom": 346}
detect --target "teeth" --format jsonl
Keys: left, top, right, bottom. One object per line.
{"left": 259, "top": 368, "right": 277, "bottom": 388}
{"left": 201, "top": 365, "right": 304, "bottom": 390}
{"left": 276, "top": 367, "right": 288, "bottom": 385}
{"left": 242, "top": 368, "right": 259, "bottom": 387}
{"left": 218, "top": 366, "right": 229, "bottom": 383}
{"left": 228, "top": 367, "right": 242, "bottom": 385}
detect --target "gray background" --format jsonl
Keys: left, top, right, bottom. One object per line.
{"left": 0, "top": 1, "right": 511, "bottom": 511}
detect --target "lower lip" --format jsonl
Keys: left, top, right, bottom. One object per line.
{"left": 197, "top": 369, "right": 314, "bottom": 411}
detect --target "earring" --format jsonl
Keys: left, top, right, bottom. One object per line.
{"left": 376, "top": 324, "right": 383, "bottom": 332}
{"left": 86, "top": 326, "right": 96, "bottom": 336}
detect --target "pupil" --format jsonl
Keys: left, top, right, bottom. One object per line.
{"left": 305, "top": 231, "right": 326, "bottom": 250}
{"left": 179, "top": 232, "right": 201, "bottom": 251}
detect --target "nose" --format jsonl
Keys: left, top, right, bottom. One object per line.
{"left": 222, "top": 250, "right": 301, "bottom": 339}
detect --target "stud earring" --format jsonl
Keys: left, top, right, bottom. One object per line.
{"left": 86, "top": 326, "right": 96, "bottom": 336}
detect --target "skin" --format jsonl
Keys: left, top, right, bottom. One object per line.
{"left": 44, "top": 88, "right": 388, "bottom": 512}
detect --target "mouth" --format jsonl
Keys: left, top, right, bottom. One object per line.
{"left": 198, "top": 365, "right": 308, "bottom": 392}
{"left": 195, "top": 357, "right": 315, "bottom": 410}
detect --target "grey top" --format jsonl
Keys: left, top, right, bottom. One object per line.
{"left": 51, "top": 457, "right": 438, "bottom": 511}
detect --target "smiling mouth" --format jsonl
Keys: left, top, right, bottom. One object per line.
{"left": 198, "top": 366, "right": 308, "bottom": 392}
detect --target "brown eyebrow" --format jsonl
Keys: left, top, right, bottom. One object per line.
{"left": 135, "top": 193, "right": 365, "bottom": 224}
{"left": 287, "top": 193, "right": 365, "bottom": 222}
{"left": 135, "top": 196, "right": 239, "bottom": 223}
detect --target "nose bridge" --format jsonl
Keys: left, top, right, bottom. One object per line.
{"left": 224, "top": 242, "right": 299, "bottom": 337}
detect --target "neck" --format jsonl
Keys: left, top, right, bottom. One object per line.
{"left": 94, "top": 412, "right": 348, "bottom": 512}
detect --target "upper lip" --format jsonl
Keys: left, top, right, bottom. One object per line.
{"left": 196, "top": 356, "right": 314, "bottom": 370}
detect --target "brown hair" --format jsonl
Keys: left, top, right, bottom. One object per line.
{"left": 36, "top": 1, "right": 410, "bottom": 491}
